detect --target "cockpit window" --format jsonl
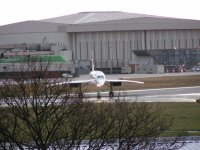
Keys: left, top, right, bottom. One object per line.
{"left": 97, "top": 75, "right": 104, "bottom": 79}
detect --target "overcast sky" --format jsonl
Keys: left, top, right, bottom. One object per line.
{"left": 1, "top": 0, "right": 200, "bottom": 26}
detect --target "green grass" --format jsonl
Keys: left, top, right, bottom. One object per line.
{"left": 85, "top": 75, "right": 200, "bottom": 92}
{"left": 55, "top": 75, "right": 200, "bottom": 135}
{"left": 160, "top": 102, "right": 200, "bottom": 135}
{"left": 1, "top": 74, "right": 200, "bottom": 136}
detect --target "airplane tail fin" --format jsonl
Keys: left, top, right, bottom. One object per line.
{"left": 91, "top": 58, "right": 95, "bottom": 71}
{"left": 90, "top": 52, "right": 95, "bottom": 71}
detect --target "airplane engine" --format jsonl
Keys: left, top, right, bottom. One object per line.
{"left": 111, "top": 82, "right": 122, "bottom": 86}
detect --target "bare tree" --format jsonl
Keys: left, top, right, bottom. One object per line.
{"left": 0, "top": 59, "right": 183, "bottom": 149}
{"left": 75, "top": 102, "right": 183, "bottom": 150}
{"left": 0, "top": 60, "right": 82, "bottom": 149}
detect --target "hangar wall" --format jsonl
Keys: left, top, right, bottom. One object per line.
{"left": 69, "top": 29, "right": 200, "bottom": 63}
{"left": 0, "top": 12, "right": 200, "bottom": 74}
{"left": 69, "top": 31, "right": 145, "bottom": 62}
{"left": 1, "top": 19, "right": 200, "bottom": 72}
{"left": 0, "top": 21, "right": 69, "bottom": 50}
{"left": 146, "top": 30, "right": 200, "bottom": 50}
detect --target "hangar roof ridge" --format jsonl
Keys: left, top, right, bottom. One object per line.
{"left": 79, "top": 11, "right": 123, "bottom": 13}
{"left": 1, "top": 11, "right": 200, "bottom": 33}
{"left": 42, "top": 11, "right": 166, "bottom": 24}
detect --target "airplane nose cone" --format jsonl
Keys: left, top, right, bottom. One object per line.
{"left": 97, "top": 80, "right": 105, "bottom": 87}
{"left": 97, "top": 84, "right": 102, "bottom": 87}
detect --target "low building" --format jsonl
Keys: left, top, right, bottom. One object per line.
{"left": 0, "top": 55, "right": 72, "bottom": 78}
{"left": 136, "top": 65, "right": 164, "bottom": 74}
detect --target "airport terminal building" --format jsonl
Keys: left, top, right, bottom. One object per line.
{"left": 0, "top": 11, "right": 200, "bottom": 74}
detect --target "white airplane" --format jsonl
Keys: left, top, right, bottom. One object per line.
{"left": 59, "top": 58, "right": 144, "bottom": 98}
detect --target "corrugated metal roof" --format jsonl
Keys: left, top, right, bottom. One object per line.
{"left": 1, "top": 11, "right": 200, "bottom": 33}
{"left": 0, "top": 21, "right": 63, "bottom": 34}
{"left": 42, "top": 11, "right": 165, "bottom": 24}
{"left": 41, "top": 11, "right": 200, "bottom": 32}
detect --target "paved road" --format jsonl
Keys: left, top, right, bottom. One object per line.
{"left": 85, "top": 86, "right": 200, "bottom": 102}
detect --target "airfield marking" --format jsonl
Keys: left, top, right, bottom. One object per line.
{"left": 85, "top": 86, "right": 200, "bottom": 95}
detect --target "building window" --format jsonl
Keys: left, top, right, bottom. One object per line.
{"left": 150, "top": 40, "right": 152, "bottom": 50}
{"left": 185, "top": 39, "right": 188, "bottom": 48}
{"left": 164, "top": 40, "right": 166, "bottom": 50}
{"left": 157, "top": 40, "right": 159, "bottom": 49}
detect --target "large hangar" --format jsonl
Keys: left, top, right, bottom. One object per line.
{"left": 1, "top": 11, "right": 200, "bottom": 74}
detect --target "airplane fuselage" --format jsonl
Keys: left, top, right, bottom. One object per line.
{"left": 89, "top": 70, "right": 106, "bottom": 87}
{"left": 60, "top": 58, "right": 143, "bottom": 98}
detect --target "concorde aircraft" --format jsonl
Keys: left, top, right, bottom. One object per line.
{"left": 58, "top": 58, "right": 144, "bottom": 98}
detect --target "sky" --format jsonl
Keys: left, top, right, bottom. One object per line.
{"left": 1, "top": 0, "right": 200, "bottom": 26}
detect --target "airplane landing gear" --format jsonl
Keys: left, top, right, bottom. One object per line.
{"left": 77, "top": 84, "right": 84, "bottom": 99}
{"left": 109, "top": 83, "right": 114, "bottom": 98}
{"left": 97, "top": 87, "right": 101, "bottom": 99}
{"left": 97, "top": 91, "right": 101, "bottom": 99}
{"left": 78, "top": 92, "right": 83, "bottom": 99}
{"left": 109, "top": 91, "right": 114, "bottom": 98}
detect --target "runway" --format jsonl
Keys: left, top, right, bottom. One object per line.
{"left": 74, "top": 72, "right": 200, "bottom": 102}
{"left": 75, "top": 72, "right": 200, "bottom": 80}
{"left": 84, "top": 86, "right": 200, "bottom": 102}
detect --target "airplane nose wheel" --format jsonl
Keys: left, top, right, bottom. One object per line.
{"left": 97, "top": 87, "right": 101, "bottom": 99}
{"left": 109, "top": 83, "right": 114, "bottom": 98}
{"left": 97, "top": 91, "right": 101, "bottom": 99}
{"left": 109, "top": 91, "right": 114, "bottom": 98}
{"left": 78, "top": 93, "right": 83, "bottom": 99}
